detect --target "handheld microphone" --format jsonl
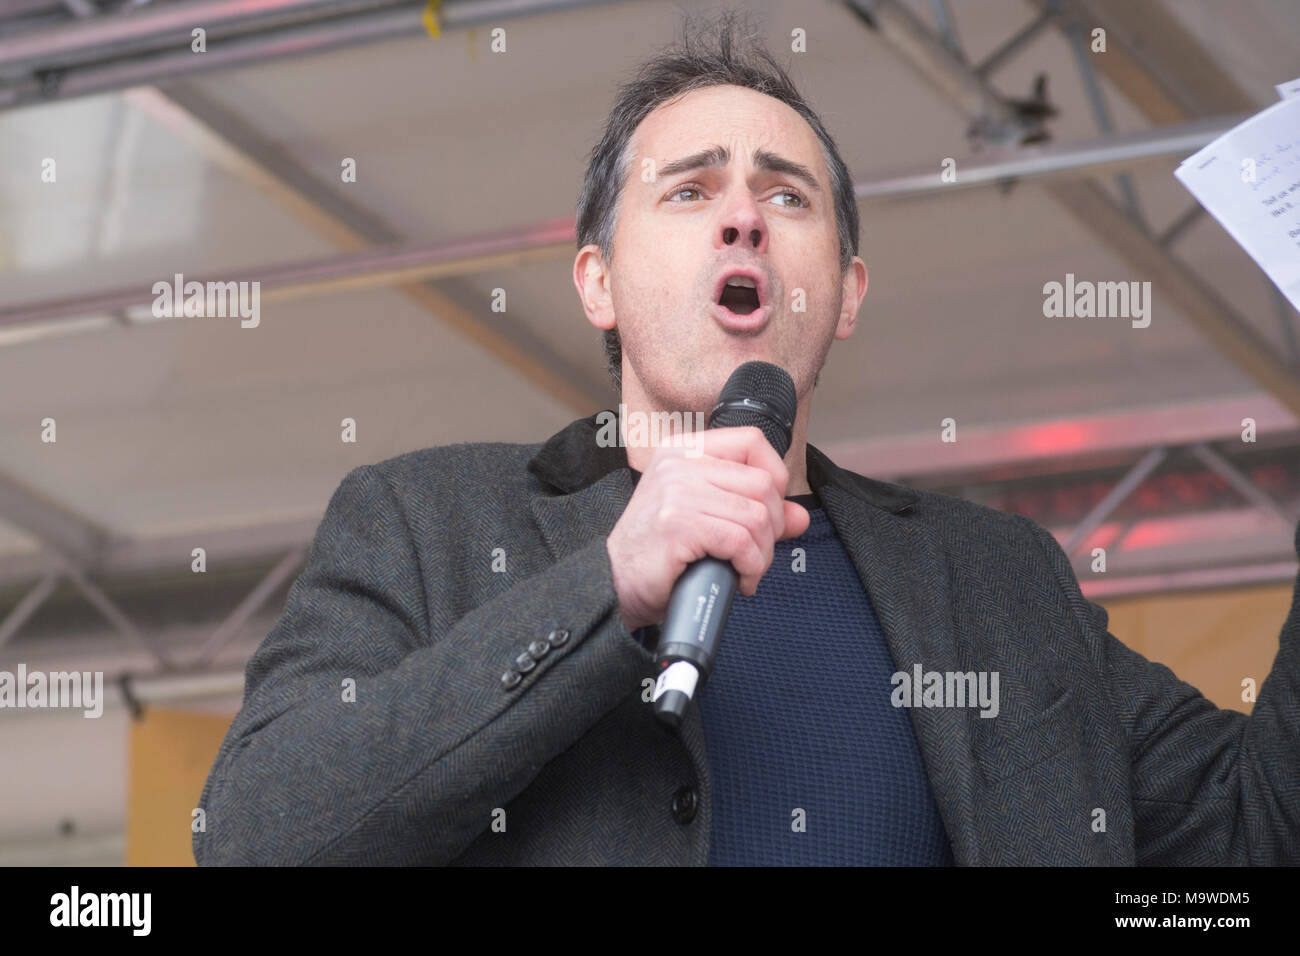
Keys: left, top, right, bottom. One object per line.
{"left": 651, "top": 360, "right": 797, "bottom": 727}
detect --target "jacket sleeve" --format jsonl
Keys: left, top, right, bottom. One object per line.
{"left": 193, "top": 463, "right": 653, "bottom": 866}
{"left": 1016, "top": 514, "right": 1300, "bottom": 865}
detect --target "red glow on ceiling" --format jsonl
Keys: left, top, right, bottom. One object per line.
{"left": 1010, "top": 422, "right": 1102, "bottom": 457}
{"left": 1120, "top": 519, "right": 1188, "bottom": 549}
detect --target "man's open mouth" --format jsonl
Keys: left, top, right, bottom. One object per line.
{"left": 717, "top": 274, "right": 763, "bottom": 315}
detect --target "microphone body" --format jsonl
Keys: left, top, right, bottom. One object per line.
{"left": 651, "top": 361, "right": 797, "bottom": 727}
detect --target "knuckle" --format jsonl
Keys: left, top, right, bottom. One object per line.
{"left": 728, "top": 522, "right": 751, "bottom": 555}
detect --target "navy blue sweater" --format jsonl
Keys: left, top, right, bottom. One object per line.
{"left": 631, "top": 472, "right": 953, "bottom": 865}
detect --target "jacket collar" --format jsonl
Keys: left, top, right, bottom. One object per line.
{"left": 526, "top": 410, "right": 919, "bottom": 514}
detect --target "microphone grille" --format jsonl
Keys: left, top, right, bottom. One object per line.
{"left": 709, "top": 361, "right": 797, "bottom": 458}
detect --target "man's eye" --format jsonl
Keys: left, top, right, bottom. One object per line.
{"left": 665, "top": 185, "right": 805, "bottom": 205}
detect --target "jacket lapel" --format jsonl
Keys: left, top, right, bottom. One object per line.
{"left": 811, "top": 447, "right": 981, "bottom": 866}
{"left": 529, "top": 467, "right": 633, "bottom": 560}
{"left": 526, "top": 416, "right": 717, "bottom": 813}
{"left": 526, "top": 413, "right": 980, "bottom": 865}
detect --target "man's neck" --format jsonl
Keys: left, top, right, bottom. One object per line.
{"left": 617, "top": 392, "right": 813, "bottom": 497}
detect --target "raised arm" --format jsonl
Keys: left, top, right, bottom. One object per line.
{"left": 1017, "top": 514, "right": 1300, "bottom": 865}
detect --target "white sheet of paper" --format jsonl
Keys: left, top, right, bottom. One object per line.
{"left": 1276, "top": 77, "right": 1300, "bottom": 100}
{"left": 1174, "top": 95, "right": 1300, "bottom": 313}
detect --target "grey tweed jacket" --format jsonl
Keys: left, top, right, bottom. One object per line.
{"left": 194, "top": 412, "right": 1300, "bottom": 865}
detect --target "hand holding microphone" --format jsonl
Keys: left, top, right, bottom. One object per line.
{"left": 604, "top": 362, "right": 807, "bottom": 726}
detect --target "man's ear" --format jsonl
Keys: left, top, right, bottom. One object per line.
{"left": 574, "top": 245, "right": 616, "bottom": 332}
{"left": 835, "top": 257, "right": 868, "bottom": 340}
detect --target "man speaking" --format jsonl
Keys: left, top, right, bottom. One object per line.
{"left": 194, "top": 15, "right": 1300, "bottom": 866}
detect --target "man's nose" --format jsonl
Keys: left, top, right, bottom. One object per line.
{"left": 719, "top": 196, "right": 766, "bottom": 252}
{"left": 721, "top": 224, "right": 763, "bottom": 250}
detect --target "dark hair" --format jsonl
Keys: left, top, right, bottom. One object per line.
{"left": 576, "top": 9, "right": 861, "bottom": 391}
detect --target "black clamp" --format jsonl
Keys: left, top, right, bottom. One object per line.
{"left": 118, "top": 673, "right": 144, "bottom": 721}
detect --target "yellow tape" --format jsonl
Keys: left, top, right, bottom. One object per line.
{"left": 422, "top": 0, "right": 441, "bottom": 38}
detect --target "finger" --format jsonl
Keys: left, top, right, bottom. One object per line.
{"left": 689, "top": 485, "right": 777, "bottom": 570}
{"left": 679, "top": 457, "right": 785, "bottom": 537}
{"left": 779, "top": 501, "right": 811, "bottom": 540}
{"left": 692, "top": 511, "right": 770, "bottom": 591}
{"left": 675, "top": 426, "right": 790, "bottom": 496}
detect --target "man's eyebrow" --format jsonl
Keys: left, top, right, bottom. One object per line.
{"left": 657, "top": 145, "right": 822, "bottom": 193}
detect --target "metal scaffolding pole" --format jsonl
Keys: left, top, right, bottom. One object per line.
{"left": 1063, "top": 448, "right": 1168, "bottom": 555}
{"left": 0, "top": 117, "right": 1239, "bottom": 332}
